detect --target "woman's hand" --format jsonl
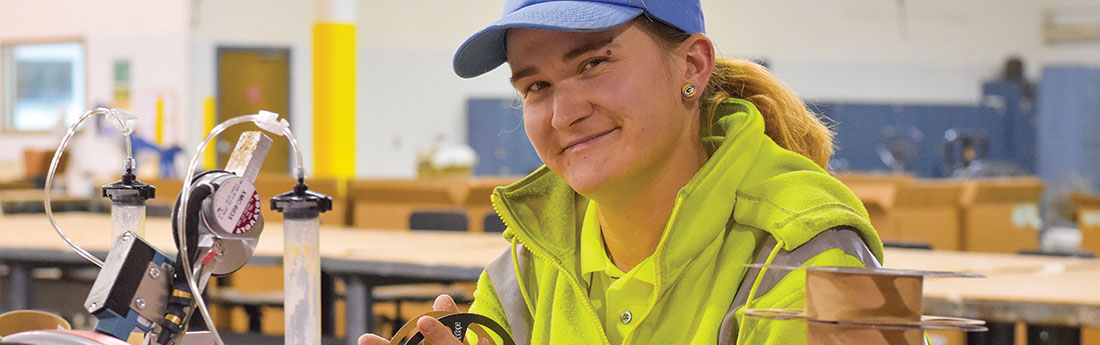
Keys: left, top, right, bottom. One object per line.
{"left": 358, "top": 295, "right": 487, "bottom": 345}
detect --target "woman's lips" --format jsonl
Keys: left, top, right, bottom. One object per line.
{"left": 562, "top": 128, "right": 619, "bottom": 153}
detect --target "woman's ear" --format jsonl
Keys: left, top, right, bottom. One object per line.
{"left": 680, "top": 33, "right": 715, "bottom": 88}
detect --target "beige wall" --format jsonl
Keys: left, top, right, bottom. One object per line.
{"left": 2, "top": 0, "right": 1098, "bottom": 178}
{"left": 0, "top": 0, "right": 189, "bottom": 165}
{"left": 187, "top": 0, "right": 315, "bottom": 173}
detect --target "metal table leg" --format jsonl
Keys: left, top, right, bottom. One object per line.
{"left": 344, "top": 275, "right": 374, "bottom": 345}
{"left": 322, "top": 273, "right": 335, "bottom": 336}
{"left": 9, "top": 263, "right": 29, "bottom": 310}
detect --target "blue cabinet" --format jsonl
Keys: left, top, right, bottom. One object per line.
{"left": 812, "top": 102, "right": 1009, "bottom": 177}
{"left": 1037, "top": 66, "right": 1100, "bottom": 193}
{"left": 467, "top": 98, "right": 543, "bottom": 176}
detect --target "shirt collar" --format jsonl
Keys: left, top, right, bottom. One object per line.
{"left": 580, "top": 200, "right": 655, "bottom": 285}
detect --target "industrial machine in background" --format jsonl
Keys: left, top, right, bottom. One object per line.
{"left": 876, "top": 125, "right": 923, "bottom": 173}
{"left": 943, "top": 128, "right": 1029, "bottom": 179}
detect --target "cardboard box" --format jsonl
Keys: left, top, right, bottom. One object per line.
{"left": 960, "top": 177, "right": 1043, "bottom": 253}
{"left": 23, "top": 149, "right": 66, "bottom": 178}
{"left": 1071, "top": 192, "right": 1100, "bottom": 256}
{"left": 834, "top": 173, "right": 915, "bottom": 241}
{"left": 349, "top": 178, "right": 468, "bottom": 230}
{"left": 349, "top": 177, "right": 520, "bottom": 231}
{"left": 1085, "top": 326, "right": 1100, "bottom": 345}
{"left": 892, "top": 180, "right": 966, "bottom": 250}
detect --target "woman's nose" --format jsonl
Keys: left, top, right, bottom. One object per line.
{"left": 550, "top": 81, "right": 592, "bottom": 130}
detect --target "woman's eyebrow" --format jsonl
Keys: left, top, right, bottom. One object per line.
{"left": 510, "top": 66, "right": 537, "bottom": 85}
{"left": 510, "top": 35, "right": 617, "bottom": 85}
{"left": 563, "top": 36, "right": 616, "bottom": 61}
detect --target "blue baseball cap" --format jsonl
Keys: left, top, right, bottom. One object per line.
{"left": 453, "top": 0, "right": 705, "bottom": 78}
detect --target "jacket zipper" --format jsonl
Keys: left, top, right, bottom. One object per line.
{"left": 491, "top": 193, "right": 612, "bottom": 345}
{"left": 619, "top": 190, "right": 687, "bottom": 345}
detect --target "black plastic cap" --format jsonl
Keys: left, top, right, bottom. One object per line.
{"left": 271, "top": 181, "right": 333, "bottom": 219}
{"left": 102, "top": 172, "right": 156, "bottom": 206}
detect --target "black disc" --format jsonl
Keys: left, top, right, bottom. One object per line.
{"left": 405, "top": 313, "right": 515, "bottom": 345}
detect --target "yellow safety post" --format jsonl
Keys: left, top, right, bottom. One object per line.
{"left": 203, "top": 96, "right": 217, "bottom": 169}
{"left": 155, "top": 95, "right": 165, "bottom": 145}
{"left": 312, "top": 21, "right": 356, "bottom": 179}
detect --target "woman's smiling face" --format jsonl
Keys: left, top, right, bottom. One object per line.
{"left": 506, "top": 22, "right": 703, "bottom": 196}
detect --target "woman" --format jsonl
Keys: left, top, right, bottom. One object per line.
{"left": 361, "top": 1, "right": 883, "bottom": 344}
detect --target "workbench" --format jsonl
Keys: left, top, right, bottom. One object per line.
{"left": 0, "top": 213, "right": 504, "bottom": 344}
{"left": 887, "top": 249, "right": 1100, "bottom": 328}
{"left": 0, "top": 189, "right": 100, "bottom": 214}
{"left": 1, "top": 213, "right": 1098, "bottom": 344}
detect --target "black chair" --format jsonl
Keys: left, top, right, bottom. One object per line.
{"left": 1021, "top": 250, "right": 1092, "bottom": 345}
{"left": 1018, "top": 249, "right": 1097, "bottom": 259}
{"left": 969, "top": 321, "right": 1083, "bottom": 345}
{"left": 483, "top": 211, "right": 507, "bottom": 233}
{"left": 1028, "top": 324, "right": 1081, "bottom": 345}
{"left": 882, "top": 241, "right": 933, "bottom": 250}
{"left": 968, "top": 249, "right": 1092, "bottom": 345}
{"left": 375, "top": 210, "right": 474, "bottom": 335}
{"left": 967, "top": 322, "right": 1018, "bottom": 345}
{"left": 408, "top": 210, "right": 468, "bottom": 231}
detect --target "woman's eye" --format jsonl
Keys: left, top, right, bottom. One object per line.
{"left": 526, "top": 81, "right": 549, "bottom": 94}
{"left": 582, "top": 58, "right": 607, "bottom": 71}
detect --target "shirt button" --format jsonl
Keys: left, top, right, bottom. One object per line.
{"left": 620, "top": 310, "right": 633, "bottom": 324}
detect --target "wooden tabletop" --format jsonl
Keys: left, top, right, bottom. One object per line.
{"left": 0, "top": 179, "right": 34, "bottom": 190}
{"left": 0, "top": 189, "right": 92, "bottom": 205}
{"left": 0, "top": 213, "right": 508, "bottom": 270}
{"left": 2, "top": 213, "right": 1099, "bottom": 325}
{"left": 886, "top": 248, "right": 1100, "bottom": 306}
{"left": 886, "top": 248, "right": 1100, "bottom": 326}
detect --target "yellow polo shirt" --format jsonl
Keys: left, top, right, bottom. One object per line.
{"left": 580, "top": 200, "right": 656, "bottom": 345}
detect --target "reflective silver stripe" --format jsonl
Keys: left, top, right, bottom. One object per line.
{"left": 717, "top": 237, "right": 777, "bottom": 345}
{"left": 718, "top": 228, "right": 879, "bottom": 345}
{"left": 486, "top": 244, "right": 532, "bottom": 345}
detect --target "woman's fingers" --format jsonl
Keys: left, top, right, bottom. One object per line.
{"left": 358, "top": 297, "right": 470, "bottom": 345}
{"left": 357, "top": 333, "right": 389, "bottom": 345}
{"left": 359, "top": 295, "right": 466, "bottom": 345}
{"left": 417, "top": 315, "right": 465, "bottom": 345}
{"left": 433, "top": 294, "right": 459, "bottom": 313}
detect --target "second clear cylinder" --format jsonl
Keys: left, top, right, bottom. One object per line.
{"left": 283, "top": 217, "right": 321, "bottom": 345}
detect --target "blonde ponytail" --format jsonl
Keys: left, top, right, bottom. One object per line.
{"left": 700, "top": 57, "right": 834, "bottom": 168}
{"left": 635, "top": 17, "right": 834, "bottom": 169}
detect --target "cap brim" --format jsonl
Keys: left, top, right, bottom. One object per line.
{"left": 453, "top": 1, "right": 644, "bottom": 79}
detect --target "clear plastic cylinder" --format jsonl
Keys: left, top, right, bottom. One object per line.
{"left": 283, "top": 216, "right": 321, "bottom": 345}
{"left": 110, "top": 202, "right": 146, "bottom": 242}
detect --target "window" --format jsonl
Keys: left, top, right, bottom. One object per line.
{"left": 2, "top": 41, "right": 85, "bottom": 132}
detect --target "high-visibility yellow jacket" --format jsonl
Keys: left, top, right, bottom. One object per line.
{"left": 470, "top": 98, "right": 885, "bottom": 345}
